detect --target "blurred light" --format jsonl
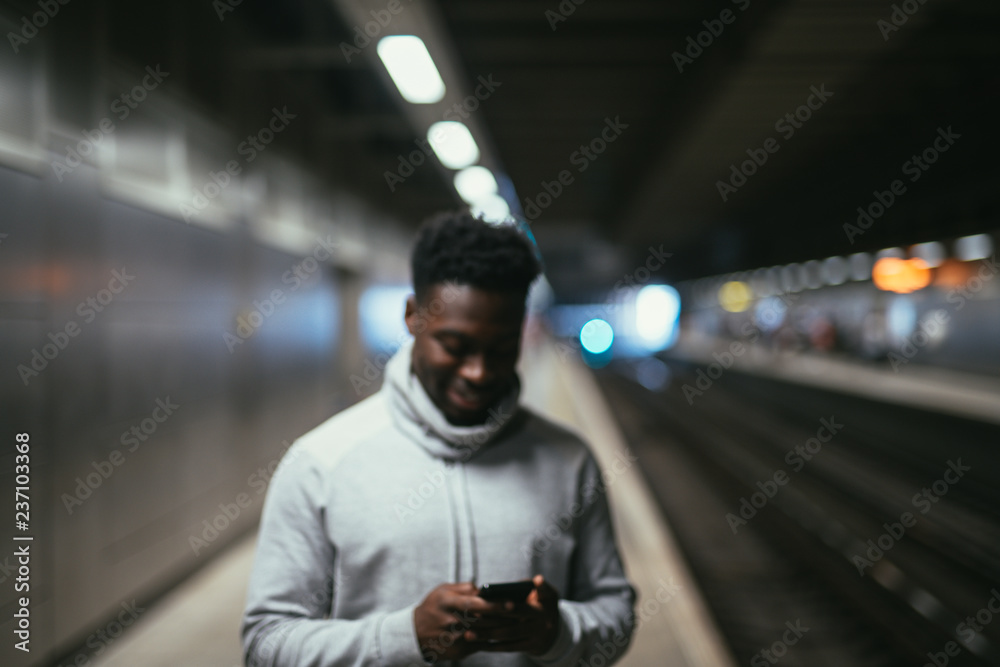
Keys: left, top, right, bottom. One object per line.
{"left": 376, "top": 36, "right": 446, "bottom": 104}
{"left": 919, "top": 310, "right": 950, "bottom": 348}
{"left": 911, "top": 241, "right": 945, "bottom": 268}
{"left": 546, "top": 304, "right": 601, "bottom": 338}
{"left": 803, "top": 260, "right": 822, "bottom": 289}
{"left": 872, "top": 257, "right": 931, "bottom": 294}
{"left": 526, "top": 275, "right": 555, "bottom": 315}
{"left": 848, "top": 252, "right": 872, "bottom": 281}
{"left": 634, "top": 357, "right": 671, "bottom": 392}
{"left": 886, "top": 296, "right": 917, "bottom": 343}
{"left": 780, "top": 265, "right": 801, "bottom": 293}
{"left": 955, "top": 234, "right": 994, "bottom": 261}
{"left": 754, "top": 296, "right": 787, "bottom": 333}
{"left": 469, "top": 194, "right": 511, "bottom": 223}
{"left": 427, "top": 121, "right": 480, "bottom": 169}
{"left": 766, "top": 266, "right": 782, "bottom": 294}
{"left": 821, "top": 256, "right": 848, "bottom": 285}
{"left": 580, "top": 318, "right": 614, "bottom": 354}
{"left": 876, "top": 247, "right": 906, "bottom": 259}
{"left": 359, "top": 284, "right": 411, "bottom": 351}
{"left": 454, "top": 166, "right": 498, "bottom": 203}
{"left": 933, "top": 258, "right": 975, "bottom": 289}
{"left": 719, "top": 280, "right": 752, "bottom": 311}
{"left": 635, "top": 284, "right": 681, "bottom": 351}
{"left": 750, "top": 268, "right": 770, "bottom": 297}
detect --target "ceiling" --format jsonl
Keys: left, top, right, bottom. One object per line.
{"left": 95, "top": 0, "right": 1000, "bottom": 298}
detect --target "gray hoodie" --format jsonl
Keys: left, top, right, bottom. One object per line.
{"left": 241, "top": 338, "right": 636, "bottom": 666}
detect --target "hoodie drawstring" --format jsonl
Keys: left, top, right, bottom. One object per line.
{"left": 461, "top": 462, "right": 480, "bottom": 587}
{"left": 444, "top": 460, "right": 460, "bottom": 584}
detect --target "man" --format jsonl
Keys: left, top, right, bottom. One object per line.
{"left": 241, "top": 212, "right": 636, "bottom": 666}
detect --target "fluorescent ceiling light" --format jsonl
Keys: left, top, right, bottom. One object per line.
{"left": 376, "top": 35, "right": 446, "bottom": 104}
{"left": 955, "top": 234, "right": 993, "bottom": 262}
{"left": 469, "top": 193, "right": 510, "bottom": 223}
{"left": 427, "top": 121, "right": 479, "bottom": 169}
{"left": 876, "top": 246, "right": 905, "bottom": 259}
{"left": 911, "top": 241, "right": 945, "bottom": 268}
{"left": 821, "top": 256, "right": 848, "bottom": 285}
{"left": 454, "top": 166, "right": 498, "bottom": 203}
{"left": 848, "top": 252, "right": 872, "bottom": 281}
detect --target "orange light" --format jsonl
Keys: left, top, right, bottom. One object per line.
{"left": 933, "top": 258, "right": 974, "bottom": 289}
{"left": 872, "top": 257, "right": 931, "bottom": 293}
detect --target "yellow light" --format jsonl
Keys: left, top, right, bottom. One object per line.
{"left": 718, "top": 281, "right": 752, "bottom": 312}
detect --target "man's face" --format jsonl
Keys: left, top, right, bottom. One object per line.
{"left": 404, "top": 283, "right": 525, "bottom": 426}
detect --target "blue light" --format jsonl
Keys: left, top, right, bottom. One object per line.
{"left": 580, "top": 318, "right": 614, "bottom": 354}
{"left": 359, "top": 284, "right": 411, "bottom": 352}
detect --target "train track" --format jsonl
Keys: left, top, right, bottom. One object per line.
{"left": 595, "top": 358, "right": 1000, "bottom": 667}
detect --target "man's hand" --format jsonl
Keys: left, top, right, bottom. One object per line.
{"left": 413, "top": 582, "right": 517, "bottom": 663}
{"left": 468, "top": 574, "right": 562, "bottom": 656}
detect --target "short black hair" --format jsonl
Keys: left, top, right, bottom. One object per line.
{"left": 411, "top": 210, "right": 542, "bottom": 303}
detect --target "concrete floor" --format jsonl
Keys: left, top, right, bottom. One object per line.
{"left": 92, "top": 339, "right": 733, "bottom": 667}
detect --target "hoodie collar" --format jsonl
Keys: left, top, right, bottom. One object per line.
{"left": 384, "top": 338, "right": 521, "bottom": 461}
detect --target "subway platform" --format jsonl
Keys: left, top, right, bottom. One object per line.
{"left": 87, "top": 336, "right": 734, "bottom": 667}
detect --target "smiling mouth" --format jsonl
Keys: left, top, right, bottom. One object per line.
{"left": 448, "top": 387, "right": 491, "bottom": 411}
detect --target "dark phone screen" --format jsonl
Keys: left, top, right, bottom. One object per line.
{"left": 477, "top": 580, "right": 534, "bottom": 601}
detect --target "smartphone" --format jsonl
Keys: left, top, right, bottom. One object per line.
{"left": 477, "top": 580, "right": 534, "bottom": 602}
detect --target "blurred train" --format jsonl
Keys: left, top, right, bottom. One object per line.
{"left": 676, "top": 238, "right": 1000, "bottom": 377}
{"left": 542, "top": 237, "right": 1000, "bottom": 380}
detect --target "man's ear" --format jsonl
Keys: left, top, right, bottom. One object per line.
{"left": 404, "top": 294, "right": 419, "bottom": 336}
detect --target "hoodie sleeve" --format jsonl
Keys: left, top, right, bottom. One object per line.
{"left": 530, "top": 452, "right": 637, "bottom": 667}
{"left": 240, "top": 445, "right": 430, "bottom": 667}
